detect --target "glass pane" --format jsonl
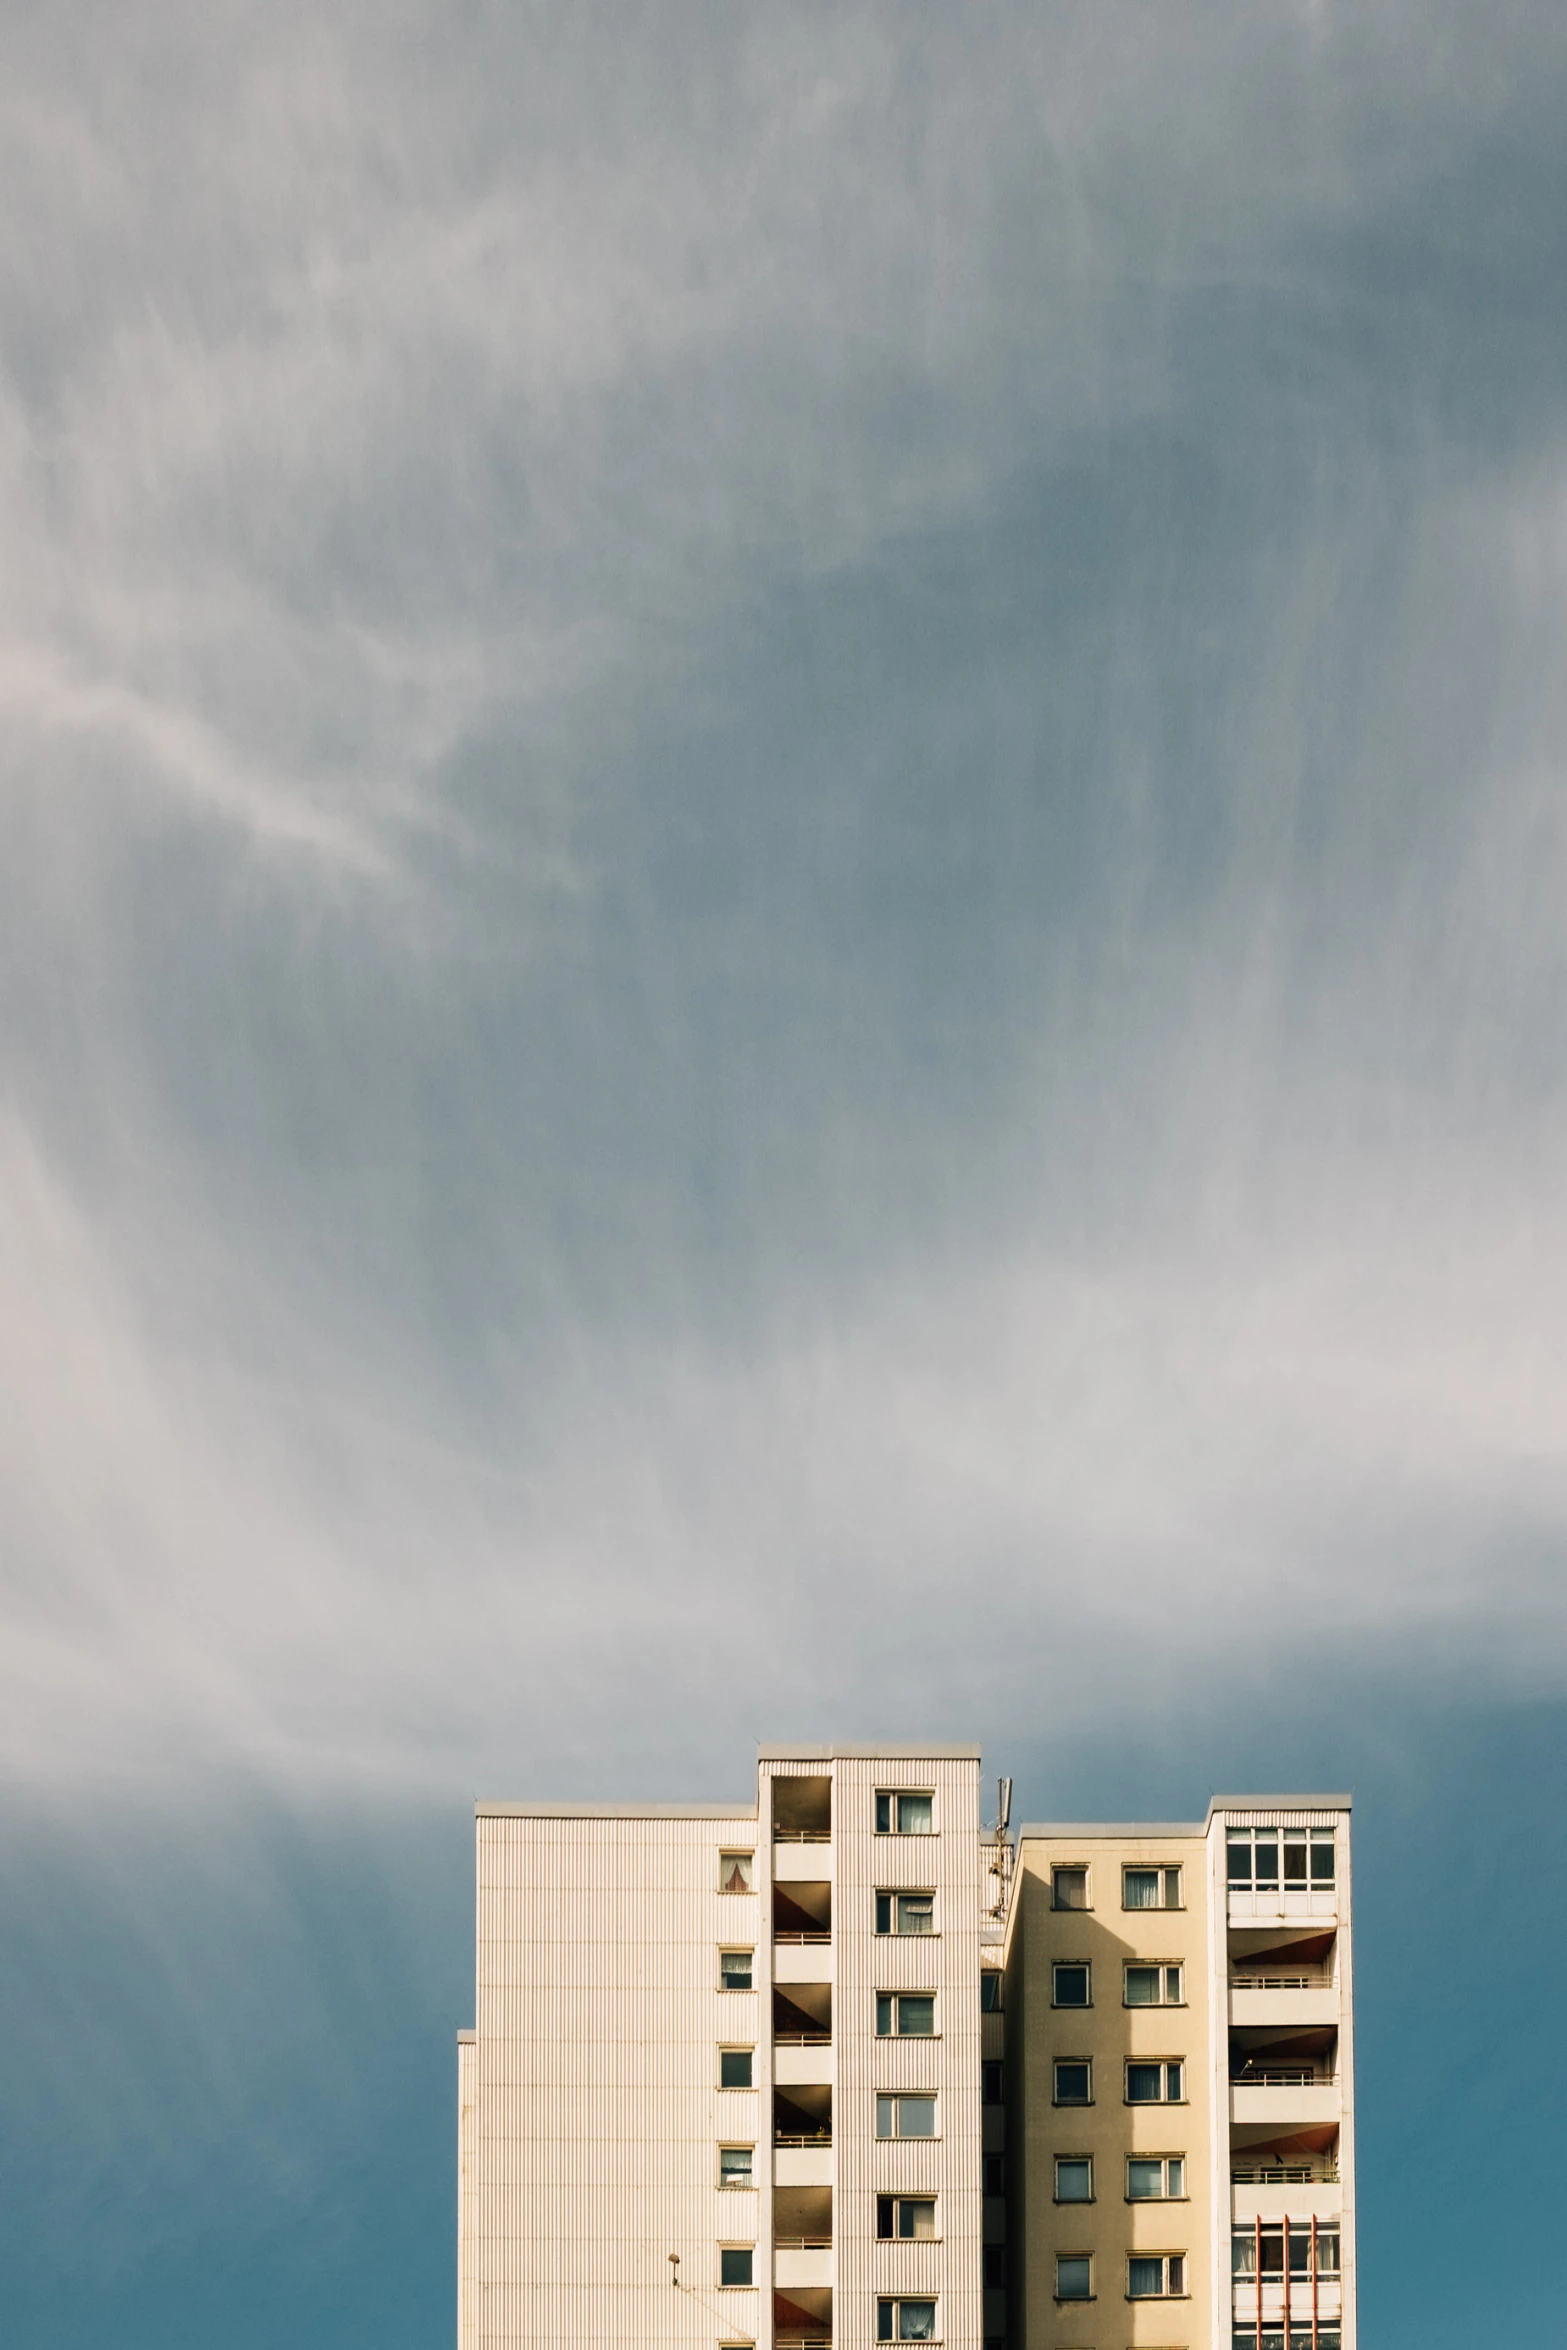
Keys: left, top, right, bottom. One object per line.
{"left": 898, "top": 2302, "right": 937, "bottom": 2341}
{"left": 1169, "top": 2256, "right": 1185, "bottom": 2294}
{"left": 1054, "top": 2062, "right": 1090, "bottom": 2103}
{"left": 1311, "top": 1832, "right": 1336, "bottom": 1884}
{"left": 875, "top": 1793, "right": 892, "bottom": 1834}
{"left": 1053, "top": 1867, "right": 1087, "bottom": 1909}
{"left": 1056, "top": 2159, "right": 1092, "bottom": 2201}
{"left": 1232, "top": 2231, "right": 1257, "bottom": 2277}
{"left": 719, "top": 2049, "right": 752, "bottom": 2087}
{"left": 719, "top": 2148, "right": 752, "bottom": 2184}
{"left": 876, "top": 2096, "right": 895, "bottom": 2139}
{"left": 1056, "top": 2257, "right": 1091, "bottom": 2300}
{"left": 1164, "top": 1867, "right": 1183, "bottom": 1906}
{"left": 877, "top": 2301, "right": 894, "bottom": 2342}
{"left": 876, "top": 1995, "right": 893, "bottom": 2037}
{"left": 720, "top": 1852, "right": 754, "bottom": 1894}
{"left": 1168, "top": 2158, "right": 1184, "bottom": 2197}
{"left": 980, "top": 1971, "right": 1002, "bottom": 2011}
{"left": 720, "top": 1951, "right": 752, "bottom": 1989}
{"left": 1166, "top": 1966, "right": 1183, "bottom": 2002}
{"left": 1129, "top": 2258, "right": 1163, "bottom": 2297}
{"left": 899, "top": 2096, "right": 936, "bottom": 2138}
{"left": 1166, "top": 2062, "right": 1182, "bottom": 2101}
{"left": 1054, "top": 1965, "right": 1090, "bottom": 2006}
{"left": 1290, "top": 2233, "right": 1311, "bottom": 2274}
{"left": 903, "top": 2198, "right": 937, "bottom": 2240}
{"left": 1254, "top": 1834, "right": 1279, "bottom": 1887}
{"left": 1127, "top": 2064, "right": 1161, "bottom": 2102}
{"left": 1124, "top": 1869, "right": 1160, "bottom": 1908}
{"left": 898, "top": 1996, "right": 935, "bottom": 2036}
{"left": 1317, "top": 2230, "right": 1341, "bottom": 2274}
{"left": 1227, "top": 1834, "right": 1252, "bottom": 1885}
{"left": 897, "top": 1794, "right": 934, "bottom": 1835}
{"left": 1284, "top": 1838, "right": 1309, "bottom": 1886}
{"left": 1125, "top": 1966, "right": 1159, "bottom": 2005}
{"left": 898, "top": 1895, "right": 934, "bottom": 1935}
{"left": 875, "top": 1893, "right": 892, "bottom": 1934}
{"left": 877, "top": 2196, "right": 894, "bottom": 2240}
{"left": 1127, "top": 2160, "right": 1163, "bottom": 2199}
{"left": 719, "top": 2248, "right": 753, "bottom": 2286}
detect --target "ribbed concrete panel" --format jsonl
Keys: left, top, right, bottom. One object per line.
{"left": 458, "top": 2035, "right": 477, "bottom": 2350}
{"left": 836, "top": 1754, "right": 983, "bottom": 2350}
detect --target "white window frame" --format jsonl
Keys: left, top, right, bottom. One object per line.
{"left": 875, "top": 1789, "right": 936, "bottom": 1835}
{"left": 876, "top": 2092, "right": 937, "bottom": 2140}
{"left": 717, "top": 2244, "right": 755, "bottom": 2287}
{"left": 1226, "top": 1825, "right": 1335, "bottom": 1891}
{"left": 876, "top": 2296, "right": 940, "bottom": 2342}
{"left": 718, "top": 1948, "right": 753, "bottom": 1991}
{"left": 717, "top": 2145, "right": 754, "bottom": 2188}
{"left": 1123, "top": 1962, "right": 1184, "bottom": 2007}
{"left": 876, "top": 2194, "right": 938, "bottom": 2241}
{"left": 1123, "top": 1863, "right": 1183, "bottom": 1909}
{"left": 718, "top": 1850, "right": 755, "bottom": 1894}
{"left": 718, "top": 2045, "right": 754, "bottom": 2089}
{"left": 1052, "top": 1960, "right": 1092, "bottom": 2008}
{"left": 1052, "top": 2056, "right": 1092, "bottom": 2106}
{"left": 1124, "top": 2058, "right": 1184, "bottom": 2104}
{"left": 876, "top": 1991, "right": 936, "bottom": 2037}
{"left": 1127, "top": 2154, "right": 1185, "bottom": 2201}
{"left": 1051, "top": 1863, "right": 1090, "bottom": 1911}
{"left": 1127, "top": 2251, "right": 1186, "bottom": 2298}
{"left": 1054, "top": 2252, "right": 1094, "bottom": 2302}
{"left": 1053, "top": 2154, "right": 1093, "bottom": 2204}
{"left": 875, "top": 1890, "right": 936, "bottom": 1936}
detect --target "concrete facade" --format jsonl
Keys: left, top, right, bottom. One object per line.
{"left": 458, "top": 1758, "right": 1354, "bottom": 2350}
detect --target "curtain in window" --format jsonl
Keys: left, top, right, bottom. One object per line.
{"left": 898, "top": 2302, "right": 937, "bottom": 2340}
{"left": 1128, "top": 2259, "right": 1163, "bottom": 2298}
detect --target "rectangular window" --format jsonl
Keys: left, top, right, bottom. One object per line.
{"left": 1227, "top": 1825, "right": 1337, "bottom": 1891}
{"left": 981, "top": 2062, "right": 1004, "bottom": 2105}
{"left": 1124, "top": 1865, "right": 1182, "bottom": 1908}
{"left": 719, "top": 1851, "right": 754, "bottom": 1895}
{"left": 980, "top": 1969, "right": 1003, "bottom": 2012}
{"left": 877, "top": 2195, "right": 937, "bottom": 2240}
{"left": 876, "top": 1790, "right": 934, "bottom": 1835}
{"left": 719, "top": 2048, "right": 754, "bottom": 2089}
{"left": 1124, "top": 1963, "right": 1183, "bottom": 2006}
{"left": 1129, "top": 2253, "right": 1185, "bottom": 2297}
{"left": 1054, "top": 2156, "right": 1092, "bottom": 2202}
{"left": 982, "top": 2154, "right": 1006, "bottom": 2195}
{"left": 718, "top": 2146, "right": 753, "bottom": 2188}
{"left": 1052, "top": 1962, "right": 1090, "bottom": 2007}
{"left": 719, "top": 1949, "right": 753, "bottom": 1990}
{"left": 876, "top": 2300, "right": 938, "bottom": 2342}
{"left": 1233, "top": 2225, "right": 1339, "bottom": 2279}
{"left": 875, "top": 1891, "right": 935, "bottom": 1936}
{"left": 876, "top": 2093, "right": 937, "bottom": 2140}
{"left": 982, "top": 2244, "right": 1007, "bottom": 2289}
{"left": 1126, "top": 2060, "right": 1183, "bottom": 2103}
{"left": 1128, "top": 2155, "right": 1185, "bottom": 2199}
{"left": 1053, "top": 2058, "right": 1091, "bottom": 2105}
{"left": 1055, "top": 2254, "right": 1092, "bottom": 2301}
{"left": 719, "top": 2246, "right": 754, "bottom": 2286}
{"left": 877, "top": 1993, "right": 935, "bottom": 2037}
{"left": 1052, "top": 1865, "right": 1088, "bottom": 1910}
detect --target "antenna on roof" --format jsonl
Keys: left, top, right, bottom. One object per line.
{"left": 997, "top": 1776, "right": 1012, "bottom": 1834}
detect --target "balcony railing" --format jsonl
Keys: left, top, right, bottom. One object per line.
{"left": 1232, "top": 2163, "right": 1340, "bottom": 2184}
{"left": 775, "top": 1930, "right": 832, "bottom": 1944}
{"left": 775, "top": 2030, "right": 832, "bottom": 2045}
{"left": 774, "top": 1829, "right": 832, "bottom": 1844}
{"left": 1232, "top": 2067, "right": 1338, "bottom": 2087}
{"left": 1231, "top": 1973, "right": 1333, "bottom": 1991}
{"left": 775, "top": 2132, "right": 833, "bottom": 2147}
{"left": 776, "top": 2336, "right": 832, "bottom": 2347}
{"left": 774, "top": 2234, "right": 832, "bottom": 2248}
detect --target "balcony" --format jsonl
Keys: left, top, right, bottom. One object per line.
{"left": 775, "top": 1882, "right": 832, "bottom": 1945}
{"left": 1230, "top": 2023, "right": 1338, "bottom": 2127}
{"left": 776, "top": 2084, "right": 831, "bottom": 2150}
{"left": 774, "top": 1984, "right": 831, "bottom": 2046}
{"left": 775, "top": 2284, "right": 832, "bottom": 2347}
{"left": 774, "top": 1776, "right": 832, "bottom": 1843}
{"left": 1230, "top": 1930, "right": 1338, "bottom": 2028}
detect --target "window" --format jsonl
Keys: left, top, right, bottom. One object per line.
{"left": 1053, "top": 2058, "right": 1092, "bottom": 2105}
{"left": 1125, "top": 1963, "right": 1183, "bottom": 2006}
{"left": 1124, "top": 1865, "right": 1182, "bottom": 1909}
{"left": 1055, "top": 2254, "right": 1092, "bottom": 2301}
{"left": 982, "top": 2154, "right": 1006, "bottom": 2195}
{"left": 719, "top": 1851, "right": 754, "bottom": 1894}
{"left": 877, "top": 2093, "right": 936, "bottom": 2139}
{"left": 877, "top": 1993, "right": 935, "bottom": 2037}
{"left": 1126, "top": 2060, "right": 1183, "bottom": 2103}
{"left": 1128, "top": 2254, "right": 1186, "bottom": 2298}
{"left": 981, "top": 2062, "right": 1004, "bottom": 2106}
{"left": 877, "top": 2300, "right": 938, "bottom": 2342}
{"left": 876, "top": 1790, "right": 935, "bottom": 1835}
{"left": 1054, "top": 2156, "right": 1092, "bottom": 2203}
{"left": 1128, "top": 2156, "right": 1185, "bottom": 2200}
{"left": 719, "top": 2246, "right": 754, "bottom": 2286}
{"left": 1052, "top": 1963, "right": 1090, "bottom": 2007}
{"left": 980, "top": 1970, "right": 1003, "bottom": 2012}
{"left": 982, "top": 2245, "right": 1007, "bottom": 2289}
{"left": 1233, "top": 2225, "right": 1339, "bottom": 2280}
{"left": 719, "top": 1949, "right": 753, "bottom": 1990}
{"left": 877, "top": 2195, "right": 937, "bottom": 2240}
{"left": 719, "top": 2047, "right": 754, "bottom": 2088}
{"left": 876, "top": 1891, "right": 935, "bottom": 1936}
{"left": 1227, "top": 1826, "right": 1335, "bottom": 1890}
{"left": 718, "top": 2146, "right": 753, "bottom": 2188}
{"left": 1052, "top": 1865, "right": 1088, "bottom": 1910}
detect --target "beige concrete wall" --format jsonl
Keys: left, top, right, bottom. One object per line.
{"left": 1008, "top": 1830, "right": 1213, "bottom": 2350}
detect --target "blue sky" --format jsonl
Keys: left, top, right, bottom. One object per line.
{"left": 2, "top": 2, "right": 1566, "bottom": 2342}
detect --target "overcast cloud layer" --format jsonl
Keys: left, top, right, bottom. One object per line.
{"left": 5, "top": 0, "right": 1567, "bottom": 1802}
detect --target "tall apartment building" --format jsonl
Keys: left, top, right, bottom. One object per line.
{"left": 457, "top": 1746, "right": 1355, "bottom": 2350}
